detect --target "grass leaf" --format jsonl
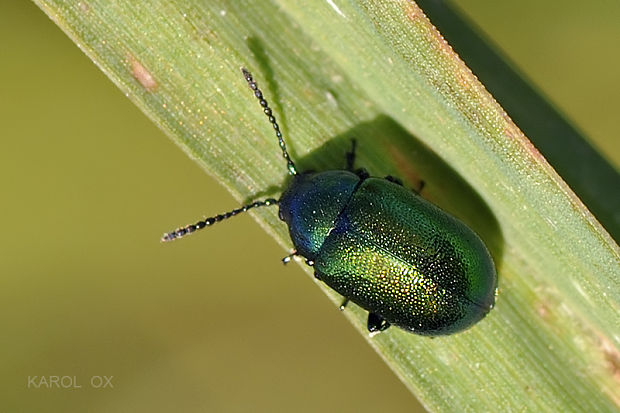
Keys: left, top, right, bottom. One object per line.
{"left": 33, "top": 0, "right": 620, "bottom": 411}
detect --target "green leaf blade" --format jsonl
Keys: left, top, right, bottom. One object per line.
{"left": 33, "top": 0, "right": 620, "bottom": 411}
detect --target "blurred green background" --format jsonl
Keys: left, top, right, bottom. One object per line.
{"left": 1, "top": 1, "right": 618, "bottom": 412}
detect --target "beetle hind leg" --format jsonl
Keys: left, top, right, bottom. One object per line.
{"left": 339, "top": 298, "right": 350, "bottom": 311}
{"left": 414, "top": 179, "right": 426, "bottom": 194}
{"left": 384, "top": 175, "right": 403, "bottom": 186}
{"left": 385, "top": 175, "right": 426, "bottom": 194}
{"left": 367, "top": 312, "right": 391, "bottom": 333}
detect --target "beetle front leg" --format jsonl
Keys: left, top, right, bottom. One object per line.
{"left": 281, "top": 250, "right": 298, "bottom": 265}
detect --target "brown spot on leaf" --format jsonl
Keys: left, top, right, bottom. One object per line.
{"left": 128, "top": 55, "right": 158, "bottom": 92}
{"left": 537, "top": 303, "right": 549, "bottom": 319}
{"left": 387, "top": 144, "right": 424, "bottom": 192}
{"left": 403, "top": 1, "right": 421, "bottom": 21}
{"left": 78, "top": 2, "right": 90, "bottom": 12}
{"left": 597, "top": 335, "right": 620, "bottom": 407}
{"left": 600, "top": 337, "right": 620, "bottom": 383}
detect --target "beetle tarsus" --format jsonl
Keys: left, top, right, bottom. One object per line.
{"left": 367, "top": 312, "right": 391, "bottom": 333}
{"left": 385, "top": 175, "right": 403, "bottom": 186}
{"left": 410, "top": 179, "right": 426, "bottom": 194}
{"left": 282, "top": 250, "right": 298, "bottom": 265}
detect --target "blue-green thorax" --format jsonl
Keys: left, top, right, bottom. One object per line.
{"left": 278, "top": 171, "right": 360, "bottom": 260}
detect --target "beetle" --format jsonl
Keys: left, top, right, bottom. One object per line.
{"left": 162, "top": 68, "right": 497, "bottom": 335}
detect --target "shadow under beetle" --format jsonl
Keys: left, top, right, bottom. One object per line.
{"left": 163, "top": 68, "right": 497, "bottom": 336}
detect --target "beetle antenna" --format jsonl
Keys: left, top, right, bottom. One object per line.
{"left": 241, "top": 68, "right": 298, "bottom": 176}
{"left": 161, "top": 198, "right": 278, "bottom": 242}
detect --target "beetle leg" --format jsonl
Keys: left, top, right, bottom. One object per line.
{"left": 367, "top": 312, "right": 391, "bottom": 333}
{"left": 384, "top": 175, "right": 403, "bottom": 186}
{"left": 345, "top": 139, "right": 357, "bottom": 171}
{"left": 281, "top": 250, "right": 298, "bottom": 265}
{"left": 414, "top": 179, "right": 426, "bottom": 194}
{"left": 339, "top": 298, "right": 350, "bottom": 311}
{"left": 383, "top": 174, "right": 426, "bottom": 194}
{"left": 354, "top": 168, "right": 370, "bottom": 180}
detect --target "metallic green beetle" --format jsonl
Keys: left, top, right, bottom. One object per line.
{"left": 163, "top": 68, "right": 497, "bottom": 336}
